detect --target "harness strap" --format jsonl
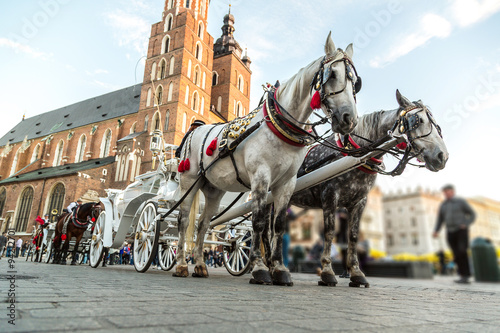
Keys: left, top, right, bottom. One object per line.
{"left": 229, "top": 152, "right": 250, "bottom": 189}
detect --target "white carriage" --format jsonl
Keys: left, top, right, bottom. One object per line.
{"left": 90, "top": 134, "right": 253, "bottom": 276}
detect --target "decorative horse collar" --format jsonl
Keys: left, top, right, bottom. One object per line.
{"left": 263, "top": 87, "right": 316, "bottom": 147}
{"left": 336, "top": 134, "right": 383, "bottom": 175}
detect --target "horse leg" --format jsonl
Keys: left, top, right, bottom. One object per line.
{"left": 249, "top": 169, "right": 272, "bottom": 285}
{"left": 52, "top": 237, "right": 60, "bottom": 264}
{"left": 102, "top": 247, "right": 109, "bottom": 267}
{"left": 347, "top": 198, "right": 370, "bottom": 288}
{"left": 192, "top": 187, "right": 225, "bottom": 278}
{"left": 60, "top": 233, "right": 70, "bottom": 265}
{"left": 261, "top": 204, "right": 273, "bottom": 268}
{"left": 318, "top": 206, "right": 338, "bottom": 287}
{"left": 71, "top": 232, "right": 83, "bottom": 265}
{"left": 172, "top": 180, "right": 202, "bottom": 278}
{"left": 269, "top": 179, "right": 296, "bottom": 286}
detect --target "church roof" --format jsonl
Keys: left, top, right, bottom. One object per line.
{"left": 0, "top": 156, "right": 115, "bottom": 185}
{"left": 0, "top": 84, "right": 142, "bottom": 147}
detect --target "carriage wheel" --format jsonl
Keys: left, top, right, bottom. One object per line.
{"left": 45, "top": 240, "right": 53, "bottom": 263}
{"left": 90, "top": 211, "right": 106, "bottom": 268}
{"left": 158, "top": 243, "right": 177, "bottom": 271}
{"left": 133, "top": 202, "right": 160, "bottom": 273}
{"left": 223, "top": 230, "right": 253, "bottom": 276}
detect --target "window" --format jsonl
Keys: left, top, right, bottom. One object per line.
{"left": 387, "top": 219, "right": 392, "bottom": 228}
{"left": 187, "top": 59, "right": 192, "bottom": 78}
{"left": 192, "top": 91, "right": 199, "bottom": 112}
{"left": 236, "top": 102, "right": 243, "bottom": 117}
{"left": 15, "top": 186, "right": 34, "bottom": 232}
{"left": 217, "top": 96, "right": 222, "bottom": 112}
{"left": 194, "top": 66, "right": 200, "bottom": 86}
{"left": 159, "top": 59, "right": 167, "bottom": 79}
{"left": 130, "top": 122, "right": 137, "bottom": 134}
{"left": 195, "top": 43, "right": 202, "bottom": 61}
{"left": 169, "top": 56, "right": 175, "bottom": 75}
{"left": 144, "top": 115, "right": 149, "bottom": 131}
{"left": 165, "top": 111, "right": 170, "bottom": 131}
{"left": 190, "top": 116, "right": 196, "bottom": 127}
{"left": 100, "top": 129, "right": 112, "bottom": 158}
{"left": 53, "top": 140, "right": 64, "bottom": 167}
{"left": 202, "top": 72, "right": 206, "bottom": 89}
{"left": 182, "top": 112, "right": 187, "bottom": 133}
{"left": 302, "top": 223, "right": 312, "bottom": 240}
{"left": 200, "top": 97, "right": 204, "bottom": 115}
{"left": 212, "top": 72, "right": 219, "bottom": 86}
{"left": 75, "top": 135, "right": 86, "bottom": 163}
{"left": 197, "top": 22, "right": 204, "bottom": 39}
{"left": 400, "top": 233, "right": 407, "bottom": 245}
{"left": 168, "top": 82, "right": 174, "bottom": 101}
{"left": 185, "top": 85, "right": 190, "bottom": 105}
{"left": 10, "top": 148, "right": 20, "bottom": 176}
{"left": 0, "top": 188, "right": 6, "bottom": 217}
{"left": 387, "top": 234, "right": 394, "bottom": 246}
{"left": 238, "top": 75, "right": 244, "bottom": 92}
{"left": 46, "top": 183, "right": 65, "bottom": 218}
{"left": 155, "top": 85, "right": 163, "bottom": 106}
{"left": 161, "top": 35, "right": 170, "bottom": 54}
{"left": 165, "top": 14, "right": 173, "bottom": 32}
{"left": 151, "top": 63, "right": 157, "bottom": 80}
{"left": 31, "top": 144, "right": 41, "bottom": 163}
{"left": 411, "top": 217, "right": 417, "bottom": 227}
{"left": 412, "top": 233, "right": 419, "bottom": 246}
{"left": 146, "top": 88, "right": 152, "bottom": 107}
{"left": 185, "top": 0, "right": 190, "bottom": 8}
{"left": 167, "top": 0, "right": 174, "bottom": 10}
{"left": 152, "top": 112, "right": 161, "bottom": 131}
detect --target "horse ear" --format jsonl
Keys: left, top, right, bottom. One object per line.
{"left": 325, "top": 31, "right": 336, "bottom": 55}
{"left": 345, "top": 43, "right": 354, "bottom": 59}
{"left": 396, "top": 89, "right": 412, "bottom": 108}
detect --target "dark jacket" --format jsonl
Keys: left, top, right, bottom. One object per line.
{"left": 435, "top": 197, "right": 476, "bottom": 233}
{"left": 0, "top": 235, "right": 6, "bottom": 247}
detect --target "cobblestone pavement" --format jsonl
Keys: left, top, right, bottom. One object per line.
{"left": 1, "top": 259, "right": 499, "bottom": 333}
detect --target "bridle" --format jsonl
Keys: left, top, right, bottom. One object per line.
{"left": 310, "top": 50, "right": 362, "bottom": 112}
{"left": 392, "top": 104, "right": 443, "bottom": 146}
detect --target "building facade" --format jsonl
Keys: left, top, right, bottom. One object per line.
{"left": 0, "top": 0, "right": 252, "bottom": 237}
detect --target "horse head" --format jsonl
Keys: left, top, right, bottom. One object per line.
{"left": 396, "top": 90, "right": 449, "bottom": 172}
{"left": 77, "top": 202, "right": 101, "bottom": 223}
{"left": 313, "top": 32, "right": 359, "bottom": 134}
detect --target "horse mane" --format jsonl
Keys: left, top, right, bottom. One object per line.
{"left": 353, "top": 109, "right": 398, "bottom": 141}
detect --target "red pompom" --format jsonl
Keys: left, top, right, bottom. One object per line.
{"left": 184, "top": 158, "right": 191, "bottom": 171}
{"left": 310, "top": 91, "right": 322, "bottom": 109}
{"left": 178, "top": 160, "right": 185, "bottom": 173}
{"left": 396, "top": 142, "right": 407, "bottom": 150}
{"left": 91, "top": 217, "right": 96, "bottom": 222}
{"left": 36, "top": 246, "right": 39, "bottom": 251}
{"left": 206, "top": 138, "right": 217, "bottom": 156}
{"left": 61, "top": 234, "right": 67, "bottom": 241}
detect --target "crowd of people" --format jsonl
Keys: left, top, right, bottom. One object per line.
{"left": 0, "top": 232, "right": 31, "bottom": 259}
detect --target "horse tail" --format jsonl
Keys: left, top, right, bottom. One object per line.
{"left": 185, "top": 190, "right": 200, "bottom": 252}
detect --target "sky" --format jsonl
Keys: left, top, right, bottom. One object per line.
{"left": 1, "top": 0, "right": 500, "bottom": 200}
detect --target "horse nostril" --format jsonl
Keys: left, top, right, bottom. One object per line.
{"left": 437, "top": 152, "right": 445, "bottom": 163}
{"left": 342, "top": 113, "right": 352, "bottom": 126}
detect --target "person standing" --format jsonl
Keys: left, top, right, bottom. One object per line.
{"left": 15, "top": 238, "right": 22, "bottom": 257}
{"left": 433, "top": 184, "right": 476, "bottom": 284}
{"left": 21, "top": 240, "right": 29, "bottom": 257}
{"left": 6, "top": 237, "right": 14, "bottom": 258}
{"left": 0, "top": 232, "right": 7, "bottom": 259}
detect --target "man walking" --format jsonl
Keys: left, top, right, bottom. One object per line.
{"left": 433, "top": 184, "right": 476, "bottom": 284}
{"left": 15, "top": 237, "right": 22, "bottom": 257}
{"left": 0, "top": 232, "right": 7, "bottom": 259}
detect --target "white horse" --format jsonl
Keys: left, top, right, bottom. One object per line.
{"left": 173, "top": 32, "right": 360, "bottom": 286}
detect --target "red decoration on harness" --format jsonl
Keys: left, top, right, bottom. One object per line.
{"left": 184, "top": 158, "right": 191, "bottom": 171}
{"left": 91, "top": 217, "right": 96, "bottom": 222}
{"left": 206, "top": 138, "right": 218, "bottom": 156}
{"left": 61, "top": 234, "right": 67, "bottom": 241}
{"left": 396, "top": 142, "right": 407, "bottom": 150}
{"left": 310, "top": 91, "right": 321, "bottom": 109}
{"left": 178, "top": 160, "right": 185, "bottom": 173}
{"left": 36, "top": 246, "right": 39, "bottom": 251}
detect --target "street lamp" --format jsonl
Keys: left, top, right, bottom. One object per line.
{"left": 150, "top": 129, "right": 163, "bottom": 170}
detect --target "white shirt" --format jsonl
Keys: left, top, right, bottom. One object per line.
{"left": 67, "top": 202, "right": 78, "bottom": 212}
{"left": 16, "top": 239, "right": 22, "bottom": 248}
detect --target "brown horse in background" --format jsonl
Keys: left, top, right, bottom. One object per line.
{"left": 52, "top": 202, "right": 101, "bottom": 265}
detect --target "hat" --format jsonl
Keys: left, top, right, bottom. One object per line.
{"left": 442, "top": 184, "right": 454, "bottom": 191}
{"left": 44, "top": 213, "right": 49, "bottom": 217}
{"left": 191, "top": 120, "right": 206, "bottom": 127}
{"left": 77, "top": 199, "right": 83, "bottom": 202}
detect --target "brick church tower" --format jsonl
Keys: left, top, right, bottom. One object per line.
{"left": 118, "top": 0, "right": 252, "bottom": 177}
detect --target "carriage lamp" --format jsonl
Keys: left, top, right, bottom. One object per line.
{"left": 150, "top": 129, "right": 163, "bottom": 169}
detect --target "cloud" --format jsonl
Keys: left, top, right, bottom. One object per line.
{"left": 86, "top": 69, "right": 109, "bottom": 76}
{"left": 105, "top": 10, "right": 150, "bottom": 55}
{"left": 92, "top": 80, "right": 121, "bottom": 91}
{"left": 451, "top": 0, "right": 500, "bottom": 27}
{"left": 0, "top": 37, "right": 52, "bottom": 60}
{"left": 370, "top": 14, "right": 452, "bottom": 68}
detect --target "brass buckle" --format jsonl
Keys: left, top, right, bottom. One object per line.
{"left": 219, "top": 139, "right": 228, "bottom": 149}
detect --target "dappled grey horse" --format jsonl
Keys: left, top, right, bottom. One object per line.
{"left": 173, "top": 32, "right": 360, "bottom": 286}
{"left": 286, "top": 90, "right": 448, "bottom": 287}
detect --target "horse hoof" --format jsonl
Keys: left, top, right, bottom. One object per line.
{"left": 249, "top": 270, "right": 272, "bottom": 285}
{"left": 349, "top": 276, "right": 370, "bottom": 288}
{"left": 318, "top": 272, "right": 338, "bottom": 287}
{"left": 272, "top": 270, "right": 294, "bottom": 287}
{"left": 192, "top": 265, "right": 209, "bottom": 278}
{"left": 172, "top": 265, "right": 189, "bottom": 278}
